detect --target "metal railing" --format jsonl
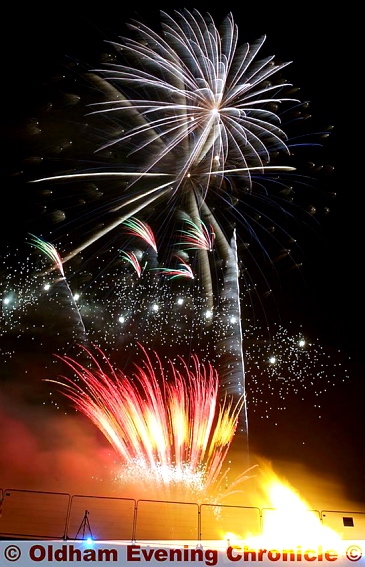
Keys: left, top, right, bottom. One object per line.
{"left": 0, "top": 488, "right": 364, "bottom": 540}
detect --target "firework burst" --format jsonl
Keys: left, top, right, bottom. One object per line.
{"left": 89, "top": 9, "right": 296, "bottom": 181}
{"left": 1, "top": 9, "right": 336, "bottom": 503}
{"left": 47, "top": 343, "right": 252, "bottom": 501}
{"left": 30, "top": 8, "right": 313, "bottom": 279}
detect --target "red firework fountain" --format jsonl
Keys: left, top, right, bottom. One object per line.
{"left": 48, "top": 344, "right": 253, "bottom": 502}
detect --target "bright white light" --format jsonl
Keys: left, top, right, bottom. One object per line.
{"left": 269, "top": 356, "right": 277, "bottom": 364}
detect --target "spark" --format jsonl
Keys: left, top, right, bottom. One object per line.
{"left": 177, "top": 214, "right": 215, "bottom": 251}
{"left": 30, "top": 9, "right": 303, "bottom": 268}
{"left": 244, "top": 323, "right": 349, "bottom": 417}
{"left": 47, "top": 344, "right": 248, "bottom": 500}
{"left": 26, "top": 235, "right": 86, "bottom": 339}
{"left": 28, "top": 234, "right": 65, "bottom": 277}
{"left": 154, "top": 255, "right": 195, "bottom": 280}
{"left": 123, "top": 217, "right": 157, "bottom": 252}
{"left": 119, "top": 250, "right": 143, "bottom": 278}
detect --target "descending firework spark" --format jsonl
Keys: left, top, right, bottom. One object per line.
{"left": 48, "top": 344, "right": 249, "bottom": 500}
{"left": 154, "top": 255, "right": 195, "bottom": 280}
{"left": 28, "top": 234, "right": 65, "bottom": 277}
{"left": 28, "top": 235, "right": 86, "bottom": 339}
{"left": 177, "top": 215, "right": 215, "bottom": 251}
{"left": 119, "top": 250, "right": 143, "bottom": 278}
{"left": 123, "top": 217, "right": 157, "bottom": 252}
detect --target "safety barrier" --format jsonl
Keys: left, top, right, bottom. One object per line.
{"left": 0, "top": 488, "right": 364, "bottom": 540}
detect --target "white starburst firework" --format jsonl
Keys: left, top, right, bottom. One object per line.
{"left": 32, "top": 9, "right": 297, "bottom": 266}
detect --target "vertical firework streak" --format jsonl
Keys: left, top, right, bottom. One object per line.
{"left": 213, "top": 230, "right": 248, "bottom": 451}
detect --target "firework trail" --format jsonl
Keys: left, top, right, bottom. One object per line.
{"left": 154, "top": 255, "right": 195, "bottom": 280}
{"left": 213, "top": 230, "right": 248, "bottom": 446}
{"left": 123, "top": 217, "right": 157, "bottom": 253}
{"left": 119, "top": 250, "right": 144, "bottom": 278}
{"left": 48, "top": 343, "right": 251, "bottom": 501}
{"left": 28, "top": 234, "right": 86, "bottom": 340}
{"left": 176, "top": 214, "right": 215, "bottom": 252}
{"left": 28, "top": 234, "right": 65, "bottom": 277}
{"left": 121, "top": 217, "right": 159, "bottom": 273}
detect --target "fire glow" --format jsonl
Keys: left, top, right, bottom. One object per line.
{"left": 224, "top": 464, "right": 343, "bottom": 547}
{"left": 48, "top": 345, "right": 349, "bottom": 545}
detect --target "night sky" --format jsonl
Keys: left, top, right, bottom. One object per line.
{"left": 2, "top": 5, "right": 363, "bottom": 511}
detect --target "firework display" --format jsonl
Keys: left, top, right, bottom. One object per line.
{"left": 1, "top": 9, "right": 350, "bottom": 508}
